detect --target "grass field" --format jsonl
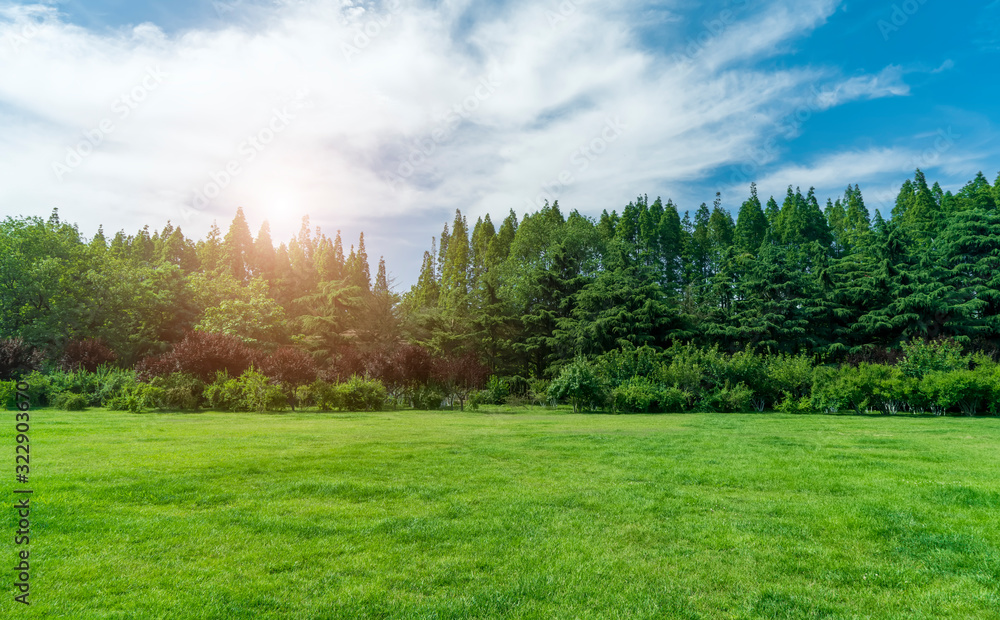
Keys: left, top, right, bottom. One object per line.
{"left": 3, "top": 408, "right": 1000, "bottom": 619}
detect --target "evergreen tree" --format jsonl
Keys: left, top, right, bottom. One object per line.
{"left": 223, "top": 207, "right": 254, "bottom": 282}
{"left": 734, "top": 183, "right": 768, "bottom": 254}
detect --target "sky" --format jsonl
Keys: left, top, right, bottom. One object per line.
{"left": 1, "top": 0, "right": 998, "bottom": 288}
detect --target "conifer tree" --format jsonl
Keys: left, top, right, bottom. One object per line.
{"left": 734, "top": 183, "right": 767, "bottom": 254}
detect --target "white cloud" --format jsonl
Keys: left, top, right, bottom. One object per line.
{"left": 0, "top": 0, "right": 923, "bottom": 281}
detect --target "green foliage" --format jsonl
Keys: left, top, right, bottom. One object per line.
{"left": 610, "top": 377, "right": 662, "bottom": 413}
{"left": 20, "top": 371, "right": 52, "bottom": 406}
{"left": 548, "top": 358, "right": 608, "bottom": 412}
{"left": 409, "top": 384, "right": 448, "bottom": 410}
{"left": 148, "top": 373, "right": 204, "bottom": 410}
{"left": 702, "top": 381, "right": 754, "bottom": 413}
{"left": 898, "top": 338, "right": 968, "bottom": 378}
{"left": 0, "top": 380, "right": 16, "bottom": 409}
{"left": 336, "top": 376, "right": 387, "bottom": 412}
{"left": 775, "top": 392, "right": 813, "bottom": 414}
{"left": 203, "top": 369, "right": 287, "bottom": 413}
{"left": 303, "top": 380, "right": 340, "bottom": 411}
{"left": 919, "top": 368, "right": 997, "bottom": 416}
{"left": 106, "top": 383, "right": 165, "bottom": 413}
{"left": 52, "top": 391, "right": 89, "bottom": 411}
{"left": 766, "top": 353, "right": 815, "bottom": 400}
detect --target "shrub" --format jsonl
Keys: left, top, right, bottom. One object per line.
{"left": 899, "top": 338, "right": 967, "bottom": 379}
{"left": 596, "top": 346, "right": 666, "bottom": 387}
{"left": 767, "top": 353, "right": 814, "bottom": 401}
{"left": 203, "top": 369, "right": 287, "bottom": 413}
{"left": 337, "top": 376, "right": 387, "bottom": 412}
{"left": 0, "top": 338, "right": 45, "bottom": 381}
{"left": 51, "top": 392, "right": 88, "bottom": 411}
{"left": 96, "top": 368, "right": 140, "bottom": 407}
{"left": 256, "top": 346, "right": 318, "bottom": 410}
{"left": 775, "top": 391, "right": 813, "bottom": 413}
{"left": 19, "top": 371, "right": 52, "bottom": 406}
{"left": 548, "top": 358, "right": 608, "bottom": 413}
{"left": 303, "top": 380, "right": 340, "bottom": 411}
{"left": 703, "top": 381, "right": 754, "bottom": 413}
{"left": 137, "top": 331, "right": 255, "bottom": 382}
{"left": 482, "top": 375, "right": 509, "bottom": 405}
{"left": 0, "top": 380, "right": 16, "bottom": 409}
{"left": 919, "top": 368, "right": 996, "bottom": 416}
{"left": 432, "top": 353, "right": 490, "bottom": 410}
{"left": 47, "top": 369, "right": 101, "bottom": 406}
{"left": 409, "top": 384, "right": 448, "bottom": 410}
{"left": 611, "top": 379, "right": 655, "bottom": 413}
{"left": 529, "top": 379, "right": 552, "bottom": 405}
{"left": 106, "top": 383, "right": 165, "bottom": 413}
{"left": 148, "top": 373, "right": 204, "bottom": 410}
{"left": 59, "top": 338, "right": 117, "bottom": 372}
{"left": 658, "top": 347, "right": 705, "bottom": 399}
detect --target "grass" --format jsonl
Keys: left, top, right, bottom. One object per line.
{"left": 3, "top": 408, "right": 1000, "bottom": 619}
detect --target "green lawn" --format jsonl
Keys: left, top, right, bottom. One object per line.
{"left": 4, "top": 408, "right": 1000, "bottom": 619}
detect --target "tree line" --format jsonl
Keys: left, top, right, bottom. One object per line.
{"left": 1, "top": 168, "right": 999, "bottom": 413}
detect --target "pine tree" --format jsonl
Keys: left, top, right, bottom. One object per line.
{"left": 355, "top": 233, "right": 371, "bottom": 292}
{"left": 439, "top": 211, "right": 471, "bottom": 314}
{"left": 375, "top": 257, "right": 389, "bottom": 295}
{"left": 223, "top": 207, "right": 254, "bottom": 282}
{"left": 198, "top": 221, "right": 224, "bottom": 273}
{"left": 734, "top": 183, "right": 768, "bottom": 254}
{"left": 253, "top": 222, "right": 276, "bottom": 281}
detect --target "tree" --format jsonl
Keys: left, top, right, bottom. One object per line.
{"left": 257, "top": 346, "right": 318, "bottom": 410}
{"left": 223, "top": 207, "right": 254, "bottom": 282}
{"left": 735, "top": 183, "right": 768, "bottom": 254}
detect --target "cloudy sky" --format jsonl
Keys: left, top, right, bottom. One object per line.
{"left": 1, "top": 0, "right": 998, "bottom": 287}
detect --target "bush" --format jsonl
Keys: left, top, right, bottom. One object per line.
{"left": 529, "top": 379, "right": 552, "bottom": 406}
{"left": 611, "top": 377, "right": 662, "bottom": 413}
{"left": 59, "top": 338, "right": 117, "bottom": 372}
{"left": 106, "top": 383, "right": 165, "bottom": 413}
{"left": 51, "top": 392, "right": 89, "bottom": 411}
{"left": 775, "top": 391, "right": 813, "bottom": 413}
{"left": 482, "top": 375, "right": 509, "bottom": 405}
{"left": 767, "top": 353, "right": 815, "bottom": 401}
{"left": 203, "top": 369, "right": 287, "bottom": 412}
{"left": 548, "top": 358, "right": 608, "bottom": 412}
{"left": 303, "top": 380, "right": 341, "bottom": 411}
{"left": 409, "top": 384, "right": 448, "bottom": 410}
{"left": 137, "top": 331, "right": 256, "bottom": 382}
{"left": 19, "top": 371, "right": 52, "bottom": 406}
{"left": 919, "top": 368, "right": 996, "bottom": 416}
{"left": 0, "top": 380, "right": 16, "bottom": 409}
{"left": 0, "top": 338, "right": 45, "bottom": 381}
{"left": 337, "top": 376, "right": 387, "bottom": 412}
{"left": 703, "top": 381, "right": 754, "bottom": 413}
{"left": 256, "top": 346, "right": 318, "bottom": 410}
{"left": 899, "top": 338, "right": 967, "bottom": 379}
{"left": 148, "top": 373, "right": 204, "bottom": 410}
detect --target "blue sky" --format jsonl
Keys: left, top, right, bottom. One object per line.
{"left": 0, "top": 0, "right": 997, "bottom": 287}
